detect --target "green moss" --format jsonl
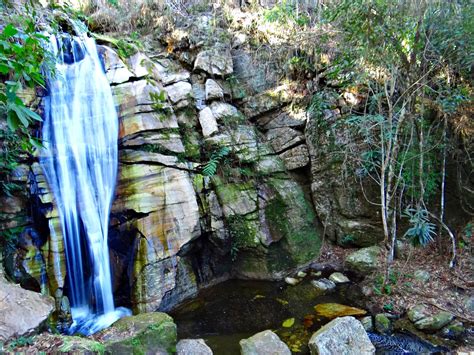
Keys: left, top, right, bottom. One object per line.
{"left": 58, "top": 336, "right": 105, "bottom": 353}
{"left": 265, "top": 178, "right": 322, "bottom": 267}
{"left": 227, "top": 214, "right": 260, "bottom": 259}
{"left": 103, "top": 313, "right": 177, "bottom": 355}
{"left": 181, "top": 130, "right": 201, "bottom": 161}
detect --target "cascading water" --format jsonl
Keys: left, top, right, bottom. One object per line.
{"left": 40, "top": 32, "right": 130, "bottom": 335}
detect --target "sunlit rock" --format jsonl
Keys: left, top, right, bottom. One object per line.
{"left": 279, "top": 144, "right": 309, "bottom": 170}
{"left": 308, "top": 316, "right": 375, "bottom": 355}
{"left": 240, "top": 330, "right": 291, "bottom": 355}
{"left": 152, "top": 59, "right": 191, "bottom": 86}
{"left": 0, "top": 274, "right": 54, "bottom": 341}
{"left": 199, "top": 106, "right": 219, "bottom": 137}
{"left": 194, "top": 48, "right": 233, "bottom": 76}
{"left": 205, "top": 79, "right": 224, "bottom": 101}
{"left": 345, "top": 246, "right": 381, "bottom": 274}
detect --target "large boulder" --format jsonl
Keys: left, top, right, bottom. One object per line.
{"left": 308, "top": 316, "right": 375, "bottom": 355}
{"left": 96, "top": 313, "right": 177, "bottom": 354}
{"left": 240, "top": 330, "right": 291, "bottom": 355}
{"left": 0, "top": 275, "right": 55, "bottom": 341}
{"left": 345, "top": 246, "right": 381, "bottom": 274}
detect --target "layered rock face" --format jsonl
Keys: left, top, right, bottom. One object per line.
{"left": 1, "top": 21, "right": 327, "bottom": 314}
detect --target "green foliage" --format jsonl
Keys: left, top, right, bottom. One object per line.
{"left": 0, "top": 21, "right": 47, "bottom": 140}
{"left": 202, "top": 146, "right": 230, "bottom": 176}
{"left": 340, "top": 234, "right": 355, "bottom": 246}
{"left": 0, "top": 225, "right": 22, "bottom": 259}
{"left": 149, "top": 90, "right": 172, "bottom": 119}
{"left": 0, "top": 8, "right": 53, "bottom": 196}
{"left": 403, "top": 208, "right": 436, "bottom": 247}
{"left": 307, "top": 92, "right": 329, "bottom": 122}
{"left": 8, "top": 336, "right": 34, "bottom": 350}
{"left": 383, "top": 303, "right": 394, "bottom": 312}
{"left": 91, "top": 33, "right": 142, "bottom": 59}
{"left": 264, "top": 1, "right": 310, "bottom": 27}
{"left": 373, "top": 271, "right": 398, "bottom": 296}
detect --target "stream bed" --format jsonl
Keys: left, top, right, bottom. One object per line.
{"left": 171, "top": 278, "right": 449, "bottom": 354}
{"left": 172, "top": 278, "right": 366, "bottom": 354}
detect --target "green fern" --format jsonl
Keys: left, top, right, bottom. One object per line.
{"left": 202, "top": 147, "right": 230, "bottom": 176}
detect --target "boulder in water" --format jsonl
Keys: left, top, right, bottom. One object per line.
{"left": 240, "top": 330, "right": 291, "bottom": 355}
{"left": 360, "top": 316, "right": 373, "bottom": 332}
{"left": 0, "top": 275, "right": 54, "bottom": 341}
{"left": 285, "top": 277, "right": 301, "bottom": 286}
{"left": 374, "top": 313, "right": 392, "bottom": 334}
{"left": 95, "top": 312, "right": 177, "bottom": 354}
{"left": 311, "top": 278, "right": 336, "bottom": 293}
{"left": 407, "top": 304, "right": 454, "bottom": 331}
{"left": 414, "top": 311, "right": 454, "bottom": 331}
{"left": 177, "top": 339, "right": 213, "bottom": 355}
{"left": 328, "top": 272, "right": 350, "bottom": 284}
{"left": 308, "top": 316, "right": 375, "bottom": 355}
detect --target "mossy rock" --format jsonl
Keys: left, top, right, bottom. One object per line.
{"left": 265, "top": 178, "right": 321, "bottom": 266}
{"left": 375, "top": 313, "right": 392, "bottom": 334}
{"left": 96, "top": 313, "right": 177, "bottom": 355}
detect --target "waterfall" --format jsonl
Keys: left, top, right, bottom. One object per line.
{"left": 40, "top": 33, "right": 130, "bottom": 335}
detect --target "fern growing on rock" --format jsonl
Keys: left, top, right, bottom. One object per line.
{"left": 202, "top": 147, "right": 230, "bottom": 176}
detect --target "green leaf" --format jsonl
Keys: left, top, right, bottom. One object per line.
{"left": 2, "top": 24, "right": 18, "bottom": 39}
{"left": 6, "top": 112, "right": 20, "bottom": 131}
{"left": 0, "top": 64, "right": 9, "bottom": 74}
{"left": 10, "top": 105, "right": 30, "bottom": 127}
{"left": 23, "top": 106, "right": 42, "bottom": 121}
{"left": 29, "top": 137, "right": 44, "bottom": 149}
{"left": 282, "top": 318, "right": 295, "bottom": 328}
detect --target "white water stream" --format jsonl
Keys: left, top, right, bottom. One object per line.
{"left": 41, "top": 33, "right": 130, "bottom": 335}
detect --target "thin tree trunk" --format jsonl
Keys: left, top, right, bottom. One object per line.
{"left": 438, "top": 115, "right": 448, "bottom": 253}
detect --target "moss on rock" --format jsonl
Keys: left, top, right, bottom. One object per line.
{"left": 96, "top": 313, "right": 177, "bottom": 355}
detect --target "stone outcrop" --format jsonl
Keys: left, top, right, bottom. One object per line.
{"left": 308, "top": 316, "right": 375, "bottom": 355}
{"left": 3, "top": 43, "right": 323, "bottom": 314}
{"left": 305, "top": 90, "right": 383, "bottom": 247}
